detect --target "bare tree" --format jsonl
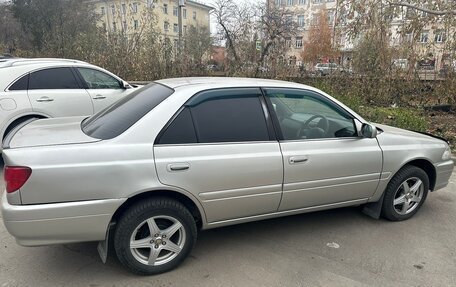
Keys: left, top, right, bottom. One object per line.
{"left": 386, "top": 1, "right": 456, "bottom": 16}
{"left": 254, "top": 4, "right": 297, "bottom": 77}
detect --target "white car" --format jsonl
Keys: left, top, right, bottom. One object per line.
{"left": 0, "top": 58, "right": 138, "bottom": 146}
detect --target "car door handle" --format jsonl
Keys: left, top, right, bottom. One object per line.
{"left": 289, "top": 156, "right": 308, "bottom": 164}
{"left": 93, "top": 95, "right": 106, "bottom": 100}
{"left": 36, "top": 97, "right": 54, "bottom": 102}
{"left": 167, "top": 163, "right": 190, "bottom": 172}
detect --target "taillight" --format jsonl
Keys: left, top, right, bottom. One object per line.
{"left": 4, "top": 166, "right": 32, "bottom": 193}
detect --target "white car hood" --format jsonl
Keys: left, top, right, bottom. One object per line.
{"left": 8, "top": 116, "right": 100, "bottom": 149}
{"left": 375, "top": 123, "right": 433, "bottom": 140}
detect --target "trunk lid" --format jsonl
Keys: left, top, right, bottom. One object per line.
{"left": 6, "top": 116, "right": 100, "bottom": 149}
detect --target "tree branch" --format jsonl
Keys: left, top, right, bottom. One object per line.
{"left": 387, "top": 1, "right": 456, "bottom": 16}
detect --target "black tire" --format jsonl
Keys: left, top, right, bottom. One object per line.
{"left": 114, "top": 197, "right": 197, "bottom": 275}
{"left": 381, "top": 165, "right": 429, "bottom": 221}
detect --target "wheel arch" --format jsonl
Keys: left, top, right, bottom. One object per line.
{"left": 401, "top": 158, "right": 436, "bottom": 191}
{"left": 363, "top": 157, "right": 436, "bottom": 219}
{"left": 2, "top": 113, "right": 48, "bottom": 139}
{"left": 111, "top": 189, "right": 206, "bottom": 231}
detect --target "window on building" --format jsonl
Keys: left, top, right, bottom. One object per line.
{"left": 183, "top": 8, "right": 187, "bottom": 18}
{"left": 147, "top": 0, "right": 153, "bottom": 8}
{"left": 102, "top": 22, "right": 107, "bottom": 32}
{"left": 183, "top": 25, "right": 187, "bottom": 34}
{"left": 164, "top": 21, "right": 169, "bottom": 32}
{"left": 163, "top": 4, "right": 168, "bottom": 14}
{"left": 111, "top": 5, "right": 115, "bottom": 14}
{"left": 434, "top": 30, "right": 446, "bottom": 43}
{"left": 132, "top": 2, "right": 138, "bottom": 13}
{"left": 122, "top": 21, "right": 127, "bottom": 31}
{"left": 134, "top": 20, "right": 139, "bottom": 30}
{"left": 327, "top": 0, "right": 335, "bottom": 2}
{"left": 297, "top": 15, "right": 305, "bottom": 27}
{"left": 285, "top": 37, "right": 291, "bottom": 48}
{"left": 173, "top": 23, "right": 178, "bottom": 33}
{"left": 173, "top": 6, "right": 178, "bottom": 16}
{"left": 287, "top": 0, "right": 293, "bottom": 5}
{"left": 298, "top": 0, "right": 305, "bottom": 4}
{"left": 327, "top": 10, "right": 335, "bottom": 24}
{"left": 406, "top": 8, "right": 416, "bottom": 18}
{"left": 101, "top": 7, "right": 105, "bottom": 15}
{"left": 313, "top": 0, "right": 323, "bottom": 3}
{"left": 112, "top": 22, "right": 117, "bottom": 32}
{"left": 295, "top": 37, "right": 303, "bottom": 48}
{"left": 173, "top": 39, "right": 178, "bottom": 49}
{"left": 405, "top": 33, "right": 413, "bottom": 42}
{"left": 193, "top": 11, "right": 196, "bottom": 19}
{"left": 285, "top": 15, "right": 292, "bottom": 26}
{"left": 121, "top": 3, "right": 127, "bottom": 14}
{"left": 420, "top": 31, "right": 428, "bottom": 43}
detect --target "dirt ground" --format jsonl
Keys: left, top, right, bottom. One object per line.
{"left": 426, "top": 111, "right": 456, "bottom": 149}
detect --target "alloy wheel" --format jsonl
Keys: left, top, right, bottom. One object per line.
{"left": 129, "top": 215, "right": 186, "bottom": 266}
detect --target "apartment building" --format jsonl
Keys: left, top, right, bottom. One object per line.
{"left": 270, "top": 0, "right": 453, "bottom": 72}
{"left": 268, "top": 0, "right": 338, "bottom": 66}
{"left": 388, "top": 8, "right": 454, "bottom": 72}
{"left": 88, "top": 0, "right": 212, "bottom": 44}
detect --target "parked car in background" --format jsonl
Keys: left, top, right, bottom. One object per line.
{"left": 0, "top": 58, "right": 139, "bottom": 147}
{"left": 1, "top": 78, "right": 453, "bottom": 275}
{"left": 314, "top": 63, "right": 351, "bottom": 76}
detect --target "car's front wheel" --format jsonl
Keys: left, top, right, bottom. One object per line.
{"left": 381, "top": 165, "right": 429, "bottom": 221}
{"left": 114, "top": 197, "right": 197, "bottom": 275}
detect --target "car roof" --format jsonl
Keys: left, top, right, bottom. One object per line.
{"left": 156, "top": 77, "right": 308, "bottom": 89}
{"left": 0, "top": 58, "right": 86, "bottom": 68}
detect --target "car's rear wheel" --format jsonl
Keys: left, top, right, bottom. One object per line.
{"left": 381, "top": 165, "right": 429, "bottom": 221}
{"left": 114, "top": 197, "right": 197, "bottom": 275}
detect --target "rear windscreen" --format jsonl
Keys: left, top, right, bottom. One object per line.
{"left": 82, "top": 82, "right": 174, "bottom": 139}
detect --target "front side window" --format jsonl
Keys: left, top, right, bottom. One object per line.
{"left": 185, "top": 88, "right": 269, "bottom": 143}
{"left": 29, "top": 68, "right": 79, "bottom": 90}
{"left": 265, "top": 89, "right": 357, "bottom": 140}
{"left": 77, "top": 68, "right": 122, "bottom": 89}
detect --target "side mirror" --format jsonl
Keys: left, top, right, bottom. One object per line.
{"left": 361, "top": 123, "right": 378, "bottom": 138}
{"left": 122, "top": 81, "right": 132, "bottom": 89}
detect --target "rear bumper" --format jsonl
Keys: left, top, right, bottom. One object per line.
{"left": 1, "top": 192, "right": 125, "bottom": 246}
{"left": 433, "top": 160, "right": 454, "bottom": 191}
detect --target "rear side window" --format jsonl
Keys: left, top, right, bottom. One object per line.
{"left": 82, "top": 82, "right": 174, "bottom": 139}
{"left": 29, "top": 68, "right": 79, "bottom": 89}
{"left": 158, "top": 108, "right": 197, "bottom": 144}
{"left": 9, "top": 74, "right": 29, "bottom": 91}
{"left": 188, "top": 89, "right": 269, "bottom": 143}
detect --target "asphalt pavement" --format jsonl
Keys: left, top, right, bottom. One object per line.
{"left": 0, "top": 165, "right": 455, "bottom": 287}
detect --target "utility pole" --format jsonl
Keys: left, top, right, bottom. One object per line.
{"left": 178, "top": 0, "right": 186, "bottom": 56}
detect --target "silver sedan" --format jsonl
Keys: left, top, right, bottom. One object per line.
{"left": 1, "top": 78, "right": 454, "bottom": 275}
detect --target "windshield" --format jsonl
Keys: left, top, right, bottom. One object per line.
{"left": 82, "top": 82, "right": 174, "bottom": 139}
